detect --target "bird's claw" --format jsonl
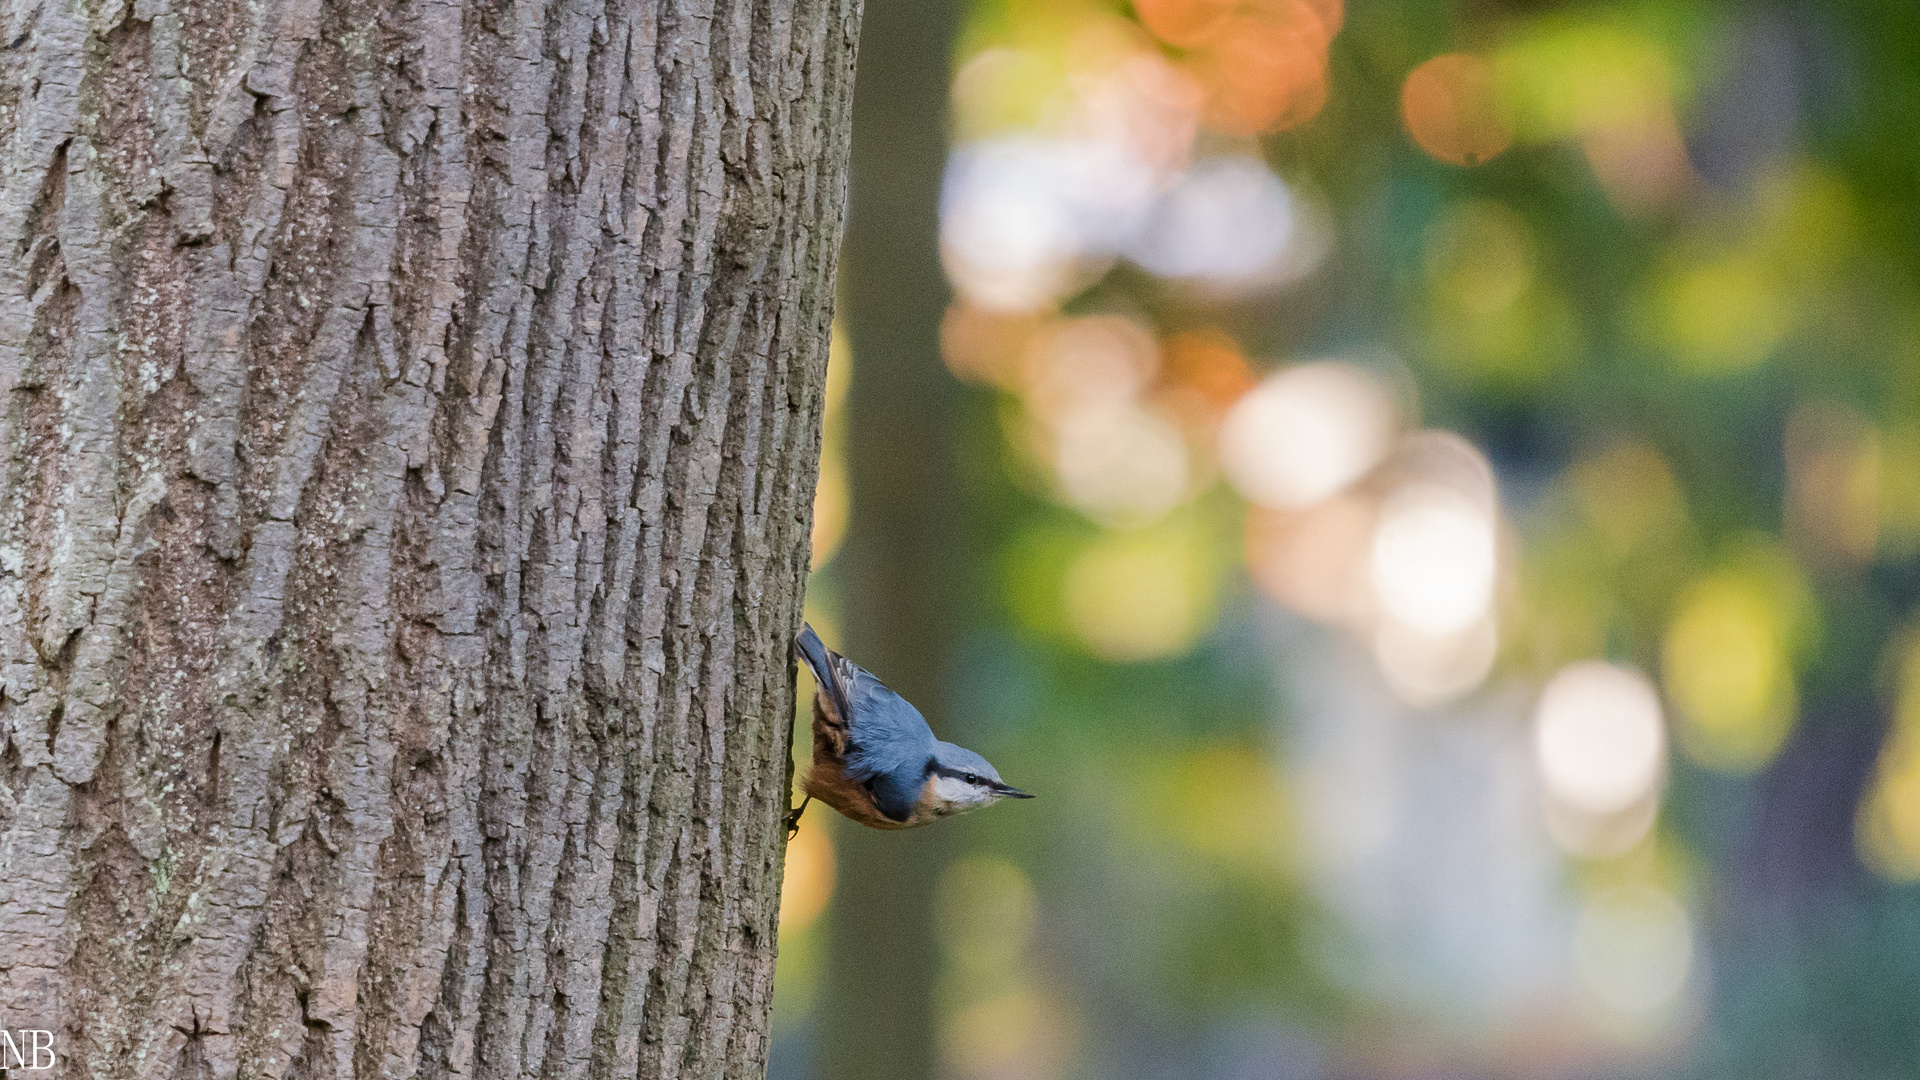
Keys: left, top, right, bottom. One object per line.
{"left": 784, "top": 795, "right": 811, "bottom": 840}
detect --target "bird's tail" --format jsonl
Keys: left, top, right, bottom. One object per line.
{"left": 794, "top": 623, "right": 854, "bottom": 727}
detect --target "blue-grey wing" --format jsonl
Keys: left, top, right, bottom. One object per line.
{"left": 865, "top": 762, "right": 926, "bottom": 824}
{"left": 841, "top": 671, "right": 938, "bottom": 787}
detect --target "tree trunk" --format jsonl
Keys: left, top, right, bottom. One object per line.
{"left": 821, "top": 0, "right": 960, "bottom": 1077}
{"left": 0, "top": 0, "right": 857, "bottom": 1072}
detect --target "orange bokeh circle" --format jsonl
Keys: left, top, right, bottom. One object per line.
{"left": 1135, "top": 0, "right": 1239, "bottom": 48}
{"left": 1191, "top": 3, "right": 1334, "bottom": 134}
{"left": 1400, "top": 53, "right": 1512, "bottom": 166}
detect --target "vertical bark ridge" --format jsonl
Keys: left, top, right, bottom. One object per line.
{"left": 0, "top": 0, "right": 858, "bottom": 1072}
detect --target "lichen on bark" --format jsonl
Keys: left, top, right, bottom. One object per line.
{"left": 0, "top": 0, "right": 857, "bottom": 1073}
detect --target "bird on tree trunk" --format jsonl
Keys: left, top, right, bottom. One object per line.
{"left": 790, "top": 624, "right": 1031, "bottom": 833}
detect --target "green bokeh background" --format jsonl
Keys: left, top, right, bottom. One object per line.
{"left": 772, "top": 2, "right": 1920, "bottom": 1078}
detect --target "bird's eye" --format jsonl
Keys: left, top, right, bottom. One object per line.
{"left": 964, "top": 773, "right": 979, "bottom": 784}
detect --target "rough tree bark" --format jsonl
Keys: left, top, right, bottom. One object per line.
{"left": 0, "top": 0, "right": 857, "bottom": 1072}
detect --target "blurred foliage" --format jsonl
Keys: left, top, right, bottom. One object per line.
{"left": 775, "top": 1, "right": 1920, "bottom": 1077}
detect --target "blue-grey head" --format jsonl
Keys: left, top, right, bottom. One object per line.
{"left": 921, "top": 741, "right": 1034, "bottom": 819}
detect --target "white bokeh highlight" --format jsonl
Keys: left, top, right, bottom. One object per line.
{"left": 940, "top": 137, "right": 1156, "bottom": 312}
{"left": 1534, "top": 662, "right": 1667, "bottom": 818}
{"left": 1129, "top": 156, "right": 1295, "bottom": 283}
{"left": 1370, "top": 484, "right": 1498, "bottom": 636}
{"left": 1219, "top": 363, "right": 1399, "bottom": 510}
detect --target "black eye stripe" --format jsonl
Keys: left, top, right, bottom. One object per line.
{"left": 928, "top": 763, "right": 988, "bottom": 784}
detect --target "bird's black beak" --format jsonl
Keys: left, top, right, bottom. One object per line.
{"left": 995, "top": 784, "right": 1035, "bottom": 799}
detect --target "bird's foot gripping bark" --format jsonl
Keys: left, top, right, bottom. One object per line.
{"left": 785, "top": 795, "right": 813, "bottom": 839}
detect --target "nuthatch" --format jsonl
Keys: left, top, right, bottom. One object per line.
{"left": 789, "top": 623, "right": 1031, "bottom": 833}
